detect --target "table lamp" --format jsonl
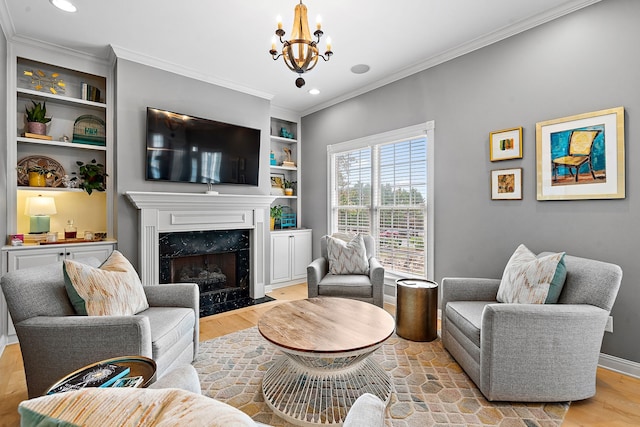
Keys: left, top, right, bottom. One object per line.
{"left": 25, "top": 195, "right": 57, "bottom": 234}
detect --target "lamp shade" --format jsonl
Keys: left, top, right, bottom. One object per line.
{"left": 25, "top": 196, "right": 57, "bottom": 216}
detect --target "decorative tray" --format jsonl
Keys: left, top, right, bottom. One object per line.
{"left": 16, "top": 155, "right": 66, "bottom": 187}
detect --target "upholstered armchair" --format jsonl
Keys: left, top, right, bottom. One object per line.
{"left": 441, "top": 251, "right": 622, "bottom": 402}
{"left": 1, "top": 258, "right": 199, "bottom": 398}
{"left": 307, "top": 234, "right": 384, "bottom": 307}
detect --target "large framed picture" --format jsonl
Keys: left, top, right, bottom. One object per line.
{"left": 536, "top": 107, "right": 624, "bottom": 200}
{"left": 491, "top": 168, "right": 522, "bottom": 200}
{"left": 490, "top": 127, "right": 522, "bottom": 161}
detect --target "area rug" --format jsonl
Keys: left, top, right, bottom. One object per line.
{"left": 194, "top": 327, "right": 569, "bottom": 426}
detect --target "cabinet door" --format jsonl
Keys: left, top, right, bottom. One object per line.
{"left": 6, "top": 247, "right": 65, "bottom": 272}
{"left": 291, "top": 231, "right": 312, "bottom": 280}
{"left": 67, "top": 244, "right": 114, "bottom": 263}
{"left": 271, "top": 233, "right": 293, "bottom": 284}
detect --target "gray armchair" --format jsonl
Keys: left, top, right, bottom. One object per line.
{"left": 307, "top": 234, "right": 384, "bottom": 307}
{"left": 441, "top": 252, "right": 622, "bottom": 402}
{"left": 1, "top": 258, "right": 199, "bottom": 398}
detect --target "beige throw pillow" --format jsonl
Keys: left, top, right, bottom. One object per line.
{"left": 327, "top": 234, "right": 370, "bottom": 275}
{"left": 497, "top": 244, "right": 566, "bottom": 304}
{"left": 64, "top": 250, "right": 149, "bottom": 316}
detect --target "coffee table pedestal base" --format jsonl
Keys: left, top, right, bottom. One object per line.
{"left": 262, "top": 353, "right": 392, "bottom": 426}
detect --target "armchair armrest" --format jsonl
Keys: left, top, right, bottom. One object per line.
{"left": 16, "top": 315, "right": 152, "bottom": 397}
{"left": 480, "top": 303, "right": 609, "bottom": 401}
{"left": 369, "top": 257, "right": 384, "bottom": 307}
{"left": 144, "top": 283, "right": 199, "bottom": 309}
{"left": 307, "top": 257, "right": 328, "bottom": 298}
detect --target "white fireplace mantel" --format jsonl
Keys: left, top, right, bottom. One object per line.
{"left": 126, "top": 191, "right": 275, "bottom": 298}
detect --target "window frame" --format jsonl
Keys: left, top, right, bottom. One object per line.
{"left": 326, "top": 122, "right": 435, "bottom": 281}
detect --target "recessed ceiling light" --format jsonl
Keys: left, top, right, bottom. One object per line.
{"left": 50, "top": 0, "right": 77, "bottom": 13}
{"left": 309, "top": 89, "right": 320, "bottom": 95}
{"left": 350, "top": 64, "right": 370, "bottom": 74}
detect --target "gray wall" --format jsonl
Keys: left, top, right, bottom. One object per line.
{"left": 114, "top": 59, "right": 271, "bottom": 270}
{"left": 301, "top": 0, "right": 639, "bottom": 363}
{"left": 0, "top": 20, "right": 7, "bottom": 344}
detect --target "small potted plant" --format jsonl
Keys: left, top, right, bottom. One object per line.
{"left": 283, "top": 180, "right": 296, "bottom": 196}
{"left": 71, "top": 159, "right": 107, "bottom": 195}
{"left": 25, "top": 101, "right": 52, "bottom": 136}
{"left": 17, "top": 164, "right": 56, "bottom": 187}
{"left": 270, "top": 205, "right": 283, "bottom": 230}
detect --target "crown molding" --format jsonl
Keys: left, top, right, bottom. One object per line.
{"left": 0, "top": 1, "right": 15, "bottom": 41}
{"left": 300, "top": 0, "right": 602, "bottom": 117}
{"left": 110, "top": 45, "right": 274, "bottom": 102}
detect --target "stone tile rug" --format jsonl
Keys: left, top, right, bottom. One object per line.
{"left": 194, "top": 327, "right": 568, "bottom": 426}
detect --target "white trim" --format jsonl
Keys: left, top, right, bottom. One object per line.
{"left": 327, "top": 122, "right": 433, "bottom": 155}
{"left": 110, "top": 45, "right": 274, "bottom": 102}
{"left": 599, "top": 353, "right": 640, "bottom": 379}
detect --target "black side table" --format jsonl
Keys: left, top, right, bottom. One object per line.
{"left": 395, "top": 279, "right": 438, "bottom": 341}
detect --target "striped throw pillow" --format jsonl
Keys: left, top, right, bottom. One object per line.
{"left": 327, "top": 234, "right": 370, "bottom": 275}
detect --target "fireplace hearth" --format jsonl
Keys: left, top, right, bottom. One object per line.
{"left": 159, "top": 229, "right": 273, "bottom": 316}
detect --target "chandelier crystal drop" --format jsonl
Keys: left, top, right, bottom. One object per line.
{"left": 269, "top": 1, "right": 333, "bottom": 88}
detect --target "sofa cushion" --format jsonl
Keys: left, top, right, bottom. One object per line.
{"left": 326, "top": 234, "right": 369, "bottom": 275}
{"left": 497, "top": 244, "right": 566, "bottom": 304}
{"left": 19, "top": 387, "right": 258, "bottom": 426}
{"left": 445, "top": 301, "right": 493, "bottom": 348}
{"left": 63, "top": 250, "right": 149, "bottom": 316}
{"left": 318, "top": 274, "right": 373, "bottom": 298}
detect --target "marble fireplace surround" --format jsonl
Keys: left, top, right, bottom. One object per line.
{"left": 125, "top": 191, "right": 274, "bottom": 299}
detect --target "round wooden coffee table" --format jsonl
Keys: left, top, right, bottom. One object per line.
{"left": 258, "top": 297, "right": 395, "bottom": 426}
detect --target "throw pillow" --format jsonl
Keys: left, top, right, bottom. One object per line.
{"left": 64, "top": 250, "right": 149, "bottom": 316}
{"left": 19, "top": 388, "right": 258, "bottom": 427}
{"left": 497, "top": 244, "right": 566, "bottom": 304}
{"left": 327, "top": 234, "right": 369, "bottom": 275}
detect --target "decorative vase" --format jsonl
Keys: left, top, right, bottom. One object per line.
{"left": 27, "top": 122, "right": 47, "bottom": 135}
{"left": 28, "top": 172, "right": 46, "bottom": 187}
{"left": 284, "top": 188, "right": 293, "bottom": 196}
{"left": 270, "top": 217, "right": 276, "bottom": 230}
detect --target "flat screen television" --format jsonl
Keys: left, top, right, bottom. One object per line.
{"left": 145, "top": 107, "right": 260, "bottom": 186}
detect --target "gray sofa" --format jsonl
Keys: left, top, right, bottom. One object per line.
{"left": 1, "top": 258, "right": 199, "bottom": 398}
{"left": 441, "top": 252, "right": 622, "bottom": 402}
{"left": 307, "top": 234, "right": 384, "bottom": 307}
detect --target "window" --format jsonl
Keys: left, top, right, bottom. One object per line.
{"left": 328, "top": 123, "right": 434, "bottom": 279}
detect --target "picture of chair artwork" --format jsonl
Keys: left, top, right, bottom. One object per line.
{"left": 551, "top": 128, "right": 604, "bottom": 185}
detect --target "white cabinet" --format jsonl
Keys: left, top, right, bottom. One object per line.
{"left": 1, "top": 242, "right": 115, "bottom": 343}
{"left": 270, "top": 229, "right": 312, "bottom": 286}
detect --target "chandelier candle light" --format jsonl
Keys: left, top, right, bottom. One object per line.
{"left": 270, "top": 0, "right": 333, "bottom": 88}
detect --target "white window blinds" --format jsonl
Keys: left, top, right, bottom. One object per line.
{"left": 329, "top": 123, "right": 432, "bottom": 278}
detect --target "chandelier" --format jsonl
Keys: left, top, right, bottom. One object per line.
{"left": 269, "top": 1, "right": 333, "bottom": 88}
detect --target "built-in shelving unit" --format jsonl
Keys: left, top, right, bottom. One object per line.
{"left": 269, "top": 114, "right": 301, "bottom": 229}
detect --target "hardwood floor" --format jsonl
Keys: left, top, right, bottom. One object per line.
{"left": 1, "top": 283, "right": 639, "bottom": 426}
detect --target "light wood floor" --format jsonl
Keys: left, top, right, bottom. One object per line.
{"left": 1, "top": 283, "right": 639, "bottom": 426}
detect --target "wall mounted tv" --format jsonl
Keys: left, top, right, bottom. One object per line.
{"left": 145, "top": 107, "right": 260, "bottom": 186}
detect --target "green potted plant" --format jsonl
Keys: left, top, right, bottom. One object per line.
{"left": 283, "top": 180, "right": 296, "bottom": 196}
{"left": 17, "top": 164, "right": 56, "bottom": 187}
{"left": 25, "top": 101, "right": 52, "bottom": 136}
{"left": 270, "top": 205, "right": 283, "bottom": 230}
{"left": 71, "top": 159, "right": 107, "bottom": 195}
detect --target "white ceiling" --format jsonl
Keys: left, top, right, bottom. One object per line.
{"left": 0, "top": 0, "right": 600, "bottom": 115}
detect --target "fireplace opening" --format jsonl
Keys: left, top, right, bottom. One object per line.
{"left": 159, "top": 229, "right": 272, "bottom": 317}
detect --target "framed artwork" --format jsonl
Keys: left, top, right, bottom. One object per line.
{"left": 270, "top": 173, "right": 285, "bottom": 196}
{"left": 491, "top": 168, "right": 522, "bottom": 200}
{"left": 536, "top": 107, "right": 624, "bottom": 200}
{"left": 490, "top": 127, "right": 522, "bottom": 161}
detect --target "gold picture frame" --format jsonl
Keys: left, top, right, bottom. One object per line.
{"left": 490, "top": 127, "right": 522, "bottom": 161}
{"left": 536, "top": 107, "right": 624, "bottom": 200}
{"left": 491, "top": 168, "right": 522, "bottom": 200}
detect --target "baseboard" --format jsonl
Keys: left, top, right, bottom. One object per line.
{"left": 599, "top": 352, "right": 640, "bottom": 379}
{"left": 265, "top": 280, "right": 306, "bottom": 294}
{"left": 0, "top": 334, "right": 6, "bottom": 359}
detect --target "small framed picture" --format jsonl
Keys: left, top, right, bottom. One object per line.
{"left": 491, "top": 168, "right": 522, "bottom": 200}
{"left": 490, "top": 127, "right": 523, "bottom": 161}
{"left": 270, "top": 173, "right": 285, "bottom": 196}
